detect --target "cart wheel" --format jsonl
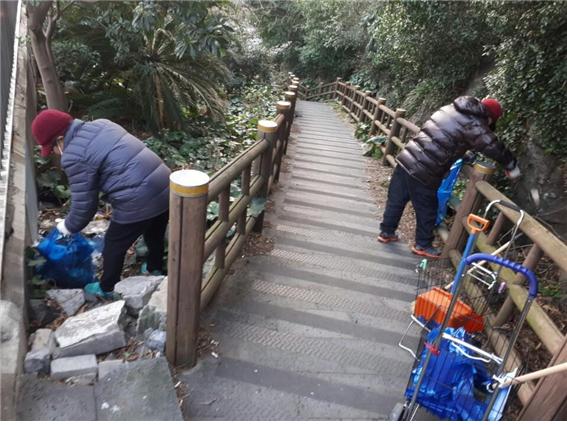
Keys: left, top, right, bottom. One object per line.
{"left": 389, "top": 402, "right": 405, "bottom": 421}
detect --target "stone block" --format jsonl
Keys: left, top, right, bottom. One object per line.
{"left": 114, "top": 275, "right": 163, "bottom": 316}
{"left": 54, "top": 301, "right": 127, "bottom": 357}
{"left": 1, "top": 300, "right": 25, "bottom": 420}
{"left": 46, "top": 289, "right": 85, "bottom": 316}
{"left": 136, "top": 277, "right": 167, "bottom": 335}
{"left": 95, "top": 357, "right": 182, "bottom": 420}
{"left": 51, "top": 354, "right": 97, "bottom": 380}
{"left": 24, "top": 328, "right": 55, "bottom": 374}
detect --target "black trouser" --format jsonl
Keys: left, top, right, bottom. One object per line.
{"left": 380, "top": 166, "right": 438, "bottom": 248}
{"left": 101, "top": 210, "right": 169, "bottom": 292}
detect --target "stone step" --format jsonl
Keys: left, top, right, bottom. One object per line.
{"left": 95, "top": 357, "right": 182, "bottom": 421}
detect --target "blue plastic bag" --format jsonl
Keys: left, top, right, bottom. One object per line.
{"left": 36, "top": 228, "right": 96, "bottom": 289}
{"left": 436, "top": 159, "right": 463, "bottom": 226}
{"left": 405, "top": 326, "right": 494, "bottom": 420}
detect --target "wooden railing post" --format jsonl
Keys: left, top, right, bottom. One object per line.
{"left": 284, "top": 90, "right": 297, "bottom": 133}
{"left": 360, "top": 90, "right": 371, "bottom": 123}
{"left": 348, "top": 85, "right": 358, "bottom": 117}
{"left": 441, "top": 163, "right": 495, "bottom": 258}
{"left": 335, "top": 77, "right": 342, "bottom": 101}
{"left": 252, "top": 120, "right": 278, "bottom": 233}
{"left": 275, "top": 100, "right": 291, "bottom": 183}
{"left": 493, "top": 244, "right": 543, "bottom": 326}
{"left": 382, "top": 108, "right": 406, "bottom": 165}
{"left": 166, "top": 169, "right": 210, "bottom": 368}
{"left": 370, "top": 97, "right": 385, "bottom": 135}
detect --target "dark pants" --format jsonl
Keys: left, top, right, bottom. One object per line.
{"left": 380, "top": 166, "right": 438, "bottom": 248}
{"left": 101, "top": 210, "right": 169, "bottom": 292}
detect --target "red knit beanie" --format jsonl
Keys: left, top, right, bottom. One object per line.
{"left": 31, "top": 109, "right": 73, "bottom": 157}
{"left": 481, "top": 98, "right": 503, "bottom": 122}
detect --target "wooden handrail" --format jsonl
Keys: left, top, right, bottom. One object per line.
{"left": 166, "top": 80, "right": 298, "bottom": 367}
{"left": 305, "top": 77, "right": 567, "bottom": 417}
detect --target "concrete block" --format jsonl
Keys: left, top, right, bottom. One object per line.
{"left": 136, "top": 277, "right": 167, "bottom": 335}
{"left": 114, "top": 275, "right": 163, "bottom": 316}
{"left": 24, "top": 328, "right": 55, "bottom": 374}
{"left": 17, "top": 374, "right": 96, "bottom": 420}
{"left": 54, "top": 301, "right": 127, "bottom": 357}
{"left": 95, "top": 357, "right": 182, "bottom": 420}
{"left": 51, "top": 354, "right": 97, "bottom": 380}
{"left": 1, "top": 300, "right": 25, "bottom": 420}
{"left": 46, "top": 289, "right": 85, "bottom": 316}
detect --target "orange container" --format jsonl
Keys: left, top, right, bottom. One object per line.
{"left": 414, "top": 287, "right": 484, "bottom": 333}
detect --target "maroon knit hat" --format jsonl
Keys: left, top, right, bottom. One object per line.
{"left": 481, "top": 98, "right": 503, "bottom": 122}
{"left": 31, "top": 109, "right": 73, "bottom": 157}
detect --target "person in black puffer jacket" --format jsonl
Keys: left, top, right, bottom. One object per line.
{"left": 378, "top": 96, "right": 521, "bottom": 258}
{"left": 32, "top": 109, "right": 171, "bottom": 298}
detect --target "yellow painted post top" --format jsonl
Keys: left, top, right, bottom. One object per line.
{"left": 288, "top": 85, "right": 298, "bottom": 91}
{"left": 170, "top": 169, "right": 210, "bottom": 197}
{"left": 258, "top": 119, "right": 278, "bottom": 133}
{"left": 474, "top": 162, "right": 496, "bottom": 175}
{"left": 284, "top": 91, "right": 296, "bottom": 98}
{"left": 276, "top": 101, "right": 291, "bottom": 111}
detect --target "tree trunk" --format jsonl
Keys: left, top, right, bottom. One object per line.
{"left": 27, "top": 1, "right": 67, "bottom": 111}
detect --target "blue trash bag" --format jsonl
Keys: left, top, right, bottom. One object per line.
{"left": 436, "top": 159, "right": 463, "bottom": 226}
{"left": 36, "top": 228, "right": 96, "bottom": 289}
{"left": 405, "top": 326, "right": 494, "bottom": 421}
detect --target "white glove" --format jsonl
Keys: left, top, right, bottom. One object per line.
{"left": 505, "top": 165, "right": 521, "bottom": 180}
{"left": 57, "top": 220, "right": 71, "bottom": 236}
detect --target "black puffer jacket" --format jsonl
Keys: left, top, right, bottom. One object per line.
{"left": 397, "top": 96, "right": 515, "bottom": 188}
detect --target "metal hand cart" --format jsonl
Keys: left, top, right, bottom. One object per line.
{"left": 393, "top": 206, "right": 538, "bottom": 421}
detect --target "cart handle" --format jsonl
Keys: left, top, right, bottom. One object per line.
{"left": 466, "top": 214, "right": 490, "bottom": 234}
{"left": 464, "top": 253, "right": 538, "bottom": 298}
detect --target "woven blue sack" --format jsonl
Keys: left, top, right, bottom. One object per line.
{"left": 36, "top": 228, "right": 96, "bottom": 289}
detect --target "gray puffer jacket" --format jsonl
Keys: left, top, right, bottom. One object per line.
{"left": 61, "top": 119, "right": 171, "bottom": 233}
{"left": 396, "top": 96, "right": 516, "bottom": 188}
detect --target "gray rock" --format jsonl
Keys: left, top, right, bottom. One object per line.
{"left": 46, "top": 289, "right": 85, "bottom": 316}
{"left": 114, "top": 276, "right": 163, "bottom": 316}
{"left": 51, "top": 354, "right": 97, "bottom": 381}
{"left": 95, "top": 357, "right": 182, "bottom": 420}
{"left": 1, "top": 300, "right": 25, "bottom": 420}
{"left": 54, "top": 301, "right": 127, "bottom": 357}
{"left": 24, "top": 329, "right": 55, "bottom": 374}
{"left": 145, "top": 330, "right": 166, "bottom": 353}
{"left": 136, "top": 277, "right": 168, "bottom": 335}
{"left": 16, "top": 374, "right": 96, "bottom": 420}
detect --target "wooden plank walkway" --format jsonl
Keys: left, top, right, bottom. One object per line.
{"left": 181, "top": 100, "right": 420, "bottom": 420}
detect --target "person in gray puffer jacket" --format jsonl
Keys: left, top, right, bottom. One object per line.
{"left": 378, "top": 97, "right": 520, "bottom": 258}
{"left": 32, "top": 109, "right": 171, "bottom": 298}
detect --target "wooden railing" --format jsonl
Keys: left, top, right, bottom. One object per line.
{"left": 166, "top": 82, "right": 298, "bottom": 367}
{"left": 297, "top": 76, "right": 567, "bottom": 419}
